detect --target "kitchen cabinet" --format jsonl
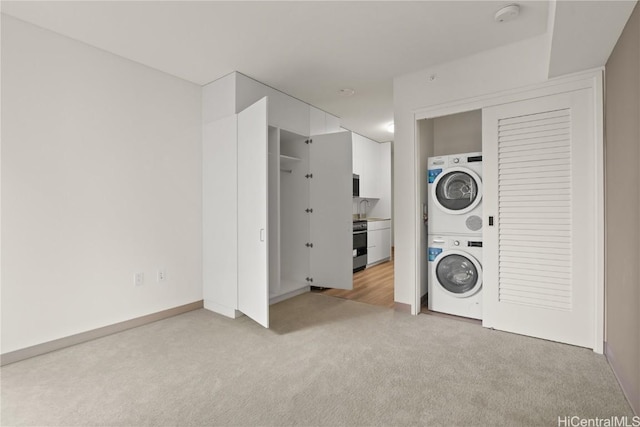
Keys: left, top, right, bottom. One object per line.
{"left": 372, "top": 142, "right": 392, "bottom": 219}
{"left": 352, "top": 133, "right": 363, "bottom": 176}
{"left": 352, "top": 133, "right": 380, "bottom": 199}
{"left": 360, "top": 137, "right": 380, "bottom": 198}
{"left": 367, "top": 220, "right": 391, "bottom": 265}
{"left": 352, "top": 135, "right": 392, "bottom": 220}
{"left": 203, "top": 76, "right": 353, "bottom": 328}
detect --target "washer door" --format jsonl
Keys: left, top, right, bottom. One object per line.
{"left": 431, "top": 167, "right": 482, "bottom": 214}
{"left": 434, "top": 249, "right": 482, "bottom": 298}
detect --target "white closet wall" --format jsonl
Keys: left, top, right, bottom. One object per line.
{"left": 277, "top": 130, "right": 311, "bottom": 300}
{"left": 432, "top": 110, "right": 482, "bottom": 156}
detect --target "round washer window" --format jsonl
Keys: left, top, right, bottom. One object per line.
{"left": 435, "top": 171, "right": 478, "bottom": 211}
{"left": 436, "top": 254, "right": 479, "bottom": 295}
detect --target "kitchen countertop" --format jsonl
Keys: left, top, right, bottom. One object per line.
{"left": 352, "top": 217, "right": 391, "bottom": 222}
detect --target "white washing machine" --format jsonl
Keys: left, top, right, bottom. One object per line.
{"left": 428, "top": 234, "right": 482, "bottom": 320}
{"left": 427, "top": 152, "right": 483, "bottom": 235}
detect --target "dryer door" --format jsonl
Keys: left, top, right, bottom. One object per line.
{"left": 435, "top": 250, "right": 483, "bottom": 298}
{"left": 432, "top": 167, "right": 482, "bottom": 214}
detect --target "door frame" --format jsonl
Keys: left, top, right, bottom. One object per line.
{"left": 411, "top": 69, "right": 604, "bottom": 353}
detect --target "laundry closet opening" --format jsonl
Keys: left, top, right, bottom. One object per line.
{"left": 417, "top": 109, "right": 483, "bottom": 321}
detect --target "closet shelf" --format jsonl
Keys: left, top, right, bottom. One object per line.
{"left": 280, "top": 154, "right": 301, "bottom": 169}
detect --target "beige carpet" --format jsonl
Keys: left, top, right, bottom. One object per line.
{"left": 1, "top": 293, "right": 633, "bottom": 426}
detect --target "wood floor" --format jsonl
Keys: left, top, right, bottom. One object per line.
{"left": 319, "top": 257, "right": 395, "bottom": 308}
{"left": 318, "top": 254, "right": 482, "bottom": 324}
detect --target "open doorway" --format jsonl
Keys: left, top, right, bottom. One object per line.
{"left": 417, "top": 109, "right": 483, "bottom": 317}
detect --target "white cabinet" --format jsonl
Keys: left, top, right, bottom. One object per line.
{"left": 202, "top": 115, "right": 238, "bottom": 318}
{"left": 352, "top": 134, "right": 382, "bottom": 199}
{"left": 310, "top": 107, "right": 325, "bottom": 136}
{"left": 271, "top": 128, "right": 354, "bottom": 306}
{"left": 309, "top": 133, "right": 353, "bottom": 289}
{"left": 367, "top": 142, "right": 392, "bottom": 219}
{"left": 325, "top": 113, "right": 341, "bottom": 133}
{"left": 367, "top": 220, "right": 391, "bottom": 265}
{"left": 360, "top": 138, "right": 380, "bottom": 198}
{"left": 352, "top": 136, "right": 392, "bottom": 219}
{"left": 271, "top": 128, "right": 310, "bottom": 306}
{"left": 352, "top": 133, "right": 363, "bottom": 176}
{"left": 203, "top": 80, "right": 353, "bottom": 328}
{"left": 310, "top": 106, "right": 341, "bottom": 136}
{"left": 236, "top": 73, "right": 310, "bottom": 136}
{"left": 237, "top": 98, "right": 270, "bottom": 328}
{"left": 204, "top": 72, "right": 342, "bottom": 139}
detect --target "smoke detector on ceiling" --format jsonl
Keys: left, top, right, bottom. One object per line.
{"left": 494, "top": 4, "right": 520, "bottom": 22}
{"left": 338, "top": 88, "right": 356, "bottom": 97}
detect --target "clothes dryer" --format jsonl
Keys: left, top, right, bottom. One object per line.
{"left": 428, "top": 234, "right": 482, "bottom": 320}
{"left": 427, "top": 152, "right": 483, "bottom": 235}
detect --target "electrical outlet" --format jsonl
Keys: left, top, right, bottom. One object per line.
{"left": 134, "top": 272, "right": 144, "bottom": 286}
{"left": 157, "top": 269, "right": 167, "bottom": 283}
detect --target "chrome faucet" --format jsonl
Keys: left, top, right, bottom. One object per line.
{"left": 359, "top": 199, "right": 370, "bottom": 219}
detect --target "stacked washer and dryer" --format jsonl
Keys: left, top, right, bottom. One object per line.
{"left": 427, "top": 152, "right": 483, "bottom": 320}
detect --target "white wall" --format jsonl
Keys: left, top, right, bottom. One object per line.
{"left": 604, "top": 2, "right": 640, "bottom": 414}
{"left": 1, "top": 15, "right": 203, "bottom": 353}
{"left": 393, "top": 35, "right": 549, "bottom": 310}
{"left": 432, "top": 110, "right": 482, "bottom": 156}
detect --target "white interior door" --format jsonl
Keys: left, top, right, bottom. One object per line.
{"left": 482, "top": 89, "right": 597, "bottom": 348}
{"left": 237, "top": 97, "right": 269, "bottom": 328}
{"left": 309, "top": 131, "right": 353, "bottom": 289}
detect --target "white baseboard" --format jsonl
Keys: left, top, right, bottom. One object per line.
{"left": 1, "top": 300, "right": 203, "bottom": 366}
{"left": 203, "top": 300, "right": 243, "bottom": 319}
{"left": 269, "top": 286, "right": 310, "bottom": 305}
{"left": 394, "top": 302, "right": 412, "bottom": 313}
{"left": 366, "top": 257, "right": 391, "bottom": 267}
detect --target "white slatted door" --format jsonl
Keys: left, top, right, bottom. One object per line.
{"left": 237, "top": 97, "right": 269, "bottom": 328}
{"left": 483, "top": 89, "right": 597, "bottom": 348}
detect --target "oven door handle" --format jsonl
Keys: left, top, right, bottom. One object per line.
{"left": 353, "top": 230, "right": 368, "bottom": 235}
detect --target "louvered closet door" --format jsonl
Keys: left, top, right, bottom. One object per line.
{"left": 482, "top": 89, "right": 597, "bottom": 349}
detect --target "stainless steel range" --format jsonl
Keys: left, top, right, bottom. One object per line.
{"left": 353, "top": 220, "right": 367, "bottom": 272}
